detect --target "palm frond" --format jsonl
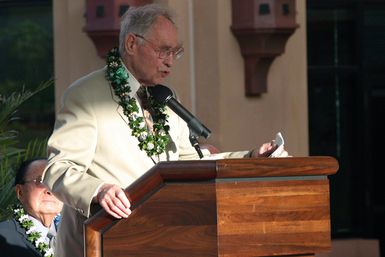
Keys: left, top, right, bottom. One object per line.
{"left": 0, "top": 78, "right": 53, "bottom": 221}
{"left": 0, "top": 174, "right": 17, "bottom": 220}
{"left": 0, "top": 78, "right": 53, "bottom": 131}
{"left": 23, "top": 138, "right": 48, "bottom": 161}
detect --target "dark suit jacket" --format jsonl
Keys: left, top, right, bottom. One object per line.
{"left": 0, "top": 219, "right": 42, "bottom": 257}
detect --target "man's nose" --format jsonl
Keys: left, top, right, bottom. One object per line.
{"left": 41, "top": 184, "right": 52, "bottom": 194}
{"left": 163, "top": 55, "right": 173, "bottom": 67}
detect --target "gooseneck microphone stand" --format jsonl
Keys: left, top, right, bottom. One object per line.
{"left": 189, "top": 130, "right": 204, "bottom": 159}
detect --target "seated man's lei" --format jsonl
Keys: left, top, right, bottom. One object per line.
{"left": 13, "top": 206, "right": 59, "bottom": 257}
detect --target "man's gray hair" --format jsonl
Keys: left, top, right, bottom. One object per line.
{"left": 119, "top": 3, "right": 176, "bottom": 56}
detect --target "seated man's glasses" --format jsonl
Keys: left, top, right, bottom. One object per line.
{"left": 134, "top": 34, "right": 184, "bottom": 60}
{"left": 22, "top": 176, "right": 43, "bottom": 186}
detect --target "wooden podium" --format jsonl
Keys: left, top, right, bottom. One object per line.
{"left": 84, "top": 157, "right": 338, "bottom": 257}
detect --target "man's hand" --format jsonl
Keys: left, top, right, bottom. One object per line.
{"left": 95, "top": 183, "right": 131, "bottom": 219}
{"left": 251, "top": 142, "right": 290, "bottom": 158}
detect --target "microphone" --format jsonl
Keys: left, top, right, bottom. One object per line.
{"left": 148, "top": 84, "right": 211, "bottom": 139}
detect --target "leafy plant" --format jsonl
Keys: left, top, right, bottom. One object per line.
{"left": 0, "top": 79, "right": 53, "bottom": 221}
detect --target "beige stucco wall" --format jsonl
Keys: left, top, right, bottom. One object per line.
{"left": 54, "top": 0, "right": 308, "bottom": 156}
{"left": 53, "top": 0, "right": 104, "bottom": 107}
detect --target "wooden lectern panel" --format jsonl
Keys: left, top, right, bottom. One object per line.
{"left": 217, "top": 179, "right": 330, "bottom": 256}
{"left": 103, "top": 183, "right": 218, "bottom": 257}
{"left": 85, "top": 157, "right": 339, "bottom": 257}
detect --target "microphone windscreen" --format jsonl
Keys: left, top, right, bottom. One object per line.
{"left": 148, "top": 84, "right": 173, "bottom": 103}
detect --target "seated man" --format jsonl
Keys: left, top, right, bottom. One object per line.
{"left": 0, "top": 158, "right": 63, "bottom": 257}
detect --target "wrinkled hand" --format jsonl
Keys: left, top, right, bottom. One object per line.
{"left": 251, "top": 142, "right": 290, "bottom": 158}
{"left": 95, "top": 183, "right": 131, "bottom": 219}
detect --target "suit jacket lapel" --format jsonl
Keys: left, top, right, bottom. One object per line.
{"left": 13, "top": 219, "right": 42, "bottom": 257}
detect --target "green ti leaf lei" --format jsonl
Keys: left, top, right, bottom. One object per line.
{"left": 105, "top": 47, "right": 170, "bottom": 157}
{"left": 13, "top": 206, "right": 54, "bottom": 257}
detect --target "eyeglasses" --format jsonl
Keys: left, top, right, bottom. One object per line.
{"left": 22, "top": 176, "right": 43, "bottom": 186}
{"left": 134, "top": 34, "right": 184, "bottom": 60}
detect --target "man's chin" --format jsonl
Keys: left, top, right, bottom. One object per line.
{"left": 41, "top": 201, "right": 63, "bottom": 211}
{"left": 142, "top": 80, "right": 164, "bottom": 87}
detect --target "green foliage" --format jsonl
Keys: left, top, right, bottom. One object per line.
{"left": 0, "top": 79, "right": 53, "bottom": 221}
{"left": 0, "top": 19, "right": 55, "bottom": 138}
{"left": 0, "top": 20, "right": 53, "bottom": 91}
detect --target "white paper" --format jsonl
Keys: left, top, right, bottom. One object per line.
{"left": 269, "top": 132, "right": 285, "bottom": 157}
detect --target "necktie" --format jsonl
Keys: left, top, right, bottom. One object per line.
{"left": 47, "top": 230, "right": 56, "bottom": 251}
{"left": 137, "top": 87, "right": 154, "bottom": 131}
{"left": 47, "top": 219, "right": 58, "bottom": 252}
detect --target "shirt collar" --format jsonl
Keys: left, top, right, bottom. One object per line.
{"left": 28, "top": 214, "right": 57, "bottom": 238}
{"left": 121, "top": 59, "right": 142, "bottom": 97}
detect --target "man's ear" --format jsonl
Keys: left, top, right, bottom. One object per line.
{"left": 124, "top": 33, "right": 137, "bottom": 55}
{"left": 15, "top": 185, "right": 22, "bottom": 200}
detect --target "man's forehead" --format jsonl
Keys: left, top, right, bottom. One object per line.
{"left": 147, "top": 16, "right": 178, "bottom": 37}
{"left": 24, "top": 160, "right": 46, "bottom": 178}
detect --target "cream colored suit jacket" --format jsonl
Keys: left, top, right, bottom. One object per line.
{"left": 43, "top": 66, "right": 248, "bottom": 257}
